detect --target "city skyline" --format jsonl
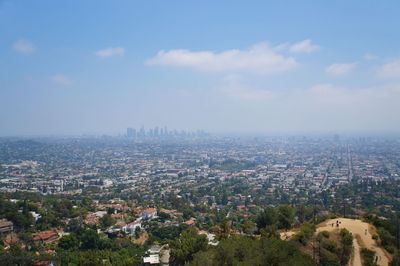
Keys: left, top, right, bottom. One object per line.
{"left": 1, "top": 1, "right": 400, "bottom": 136}
{"left": 2, "top": 2, "right": 400, "bottom": 264}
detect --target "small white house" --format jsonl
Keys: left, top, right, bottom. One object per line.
{"left": 142, "top": 208, "right": 157, "bottom": 220}
{"left": 30, "top": 211, "right": 42, "bottom": 223}
{"left": 122, "top": 220, "right": 142, "bottom": 235}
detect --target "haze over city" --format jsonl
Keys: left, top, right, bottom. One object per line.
{"left": 1, "top": 0, "right": 400, "bottom": 136}
{"left": 3, "top": 2, "right": 400, "bottom": 266}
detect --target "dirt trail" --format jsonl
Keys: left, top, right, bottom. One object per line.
{"left": 280, "top": 230, "right": 297, "bottom": 240}
{"left": 317, "top": 218, "right": 390, "bottom": 266}
{"left": 350, "top": 237, "right": 362, "bottom": 266}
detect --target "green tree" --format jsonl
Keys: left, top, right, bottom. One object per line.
{"left": 293, "top": 223, "right": 315, "bottom": 245}
{"left": 242, "top": 220, "right": 256, "bottom": 234}
{"left": 339, "top": 228, "right": 353, "bottom": 265}
{"left": 256, "top": 207, "right": 277, "bottom": 230}
{"left": 0, "top": 244, "right": 34, "bottom": 266}
{"left": 361, "top": 248, "right": 378, "bottom": 266}
{"left": 190, "top": 235, "right": 314, "bottom": 266}
{"left": 170, "top": 227, "right": 208, "bottom": 265}
{"left": 80, "top": 229, "right": 101, "bottom": 250}
{"left": 58, "top": 234, "right": 80, "bottom": 250}
{"left": 100, "top": 214, "right": 115, "bottom": 229}
{"left": 260, "top": 225, "right": 280, "bottom": 239}
{"left": 134, "top": 226, "right": 141, "bottom": 239}
{"left": 277, "top": 205, "right": 295, "bottom": 229}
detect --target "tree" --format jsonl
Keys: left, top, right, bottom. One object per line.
{"left": 0, "top": 244, "right": 34, "bottom": 266}
{"left": 242, "top": 220, "right": 256, "bottom": 235}
{"left": 260, "top": 225, "right": 280, "bottom": 239}
{"left": 191, "top": 235, "right": 314, "bottom": 266}
{"left": 361, "top": 248, "right": 378, "bottom": 266}
{"left": 320, "top": 248, "right": 341, "bottom": 266}
{"left": 55, "top": 249, "right": 138, "bottom": 266}
{"left": 277, "top": 205, "right": 295, "bottom": 230}
{"left": 391, "top": 251, "right": 400, "bottom": 266}
{"left": 134, "top": 226, "right": 141, "bottom": 239}
{"left": 256, "top": 207, "right": 277, "bottom": 230}
{"left": 339, "top": 228, "right": 353, "bottom": 265}
{"left": 67, "top": 218, "right": 84, "bottom": 233}
{"left": 220, "top": 218, "right": 231, "bottom": 236}
{"left": 80, "top": 229, "right": 101, "bottom": 250}
{"left": 297, "top": 204, "right": 307, "bottom": 223}
{"left": 58, "top": 234, "right": 80, "bottom": 251}
{"left": 293, "top": 223, "right": 315, "bottom": 245}
{"left": 170, "top": 227, "right": 207, "bottom": 265}
{"left": 100, "top": 214, "right": 115, "bottom": 229}
{"left": 158, "top": 211, "right": 171, "bottom": 222}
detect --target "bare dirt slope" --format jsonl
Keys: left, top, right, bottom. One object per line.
{"left": 317, "top": 218, "right": 390, "bottom": 266}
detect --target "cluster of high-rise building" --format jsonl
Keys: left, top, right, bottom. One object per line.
{"left": 126, "top": 126, "right": 208, "bottom": 139}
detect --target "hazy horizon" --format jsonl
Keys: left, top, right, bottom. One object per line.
{"left": 2, "top": 1, "right": 400, "bottom": 136}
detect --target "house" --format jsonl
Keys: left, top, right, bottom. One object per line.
{"left": 142, "top": 208, "right": 157, "bottom": 220}
{"left": 122, "top": 220, "right": 142, "bottom": 235}
{"left": 3, "top": 232, "right": 19, "bottom": 248}
{"left": 30, "top": 211, "right": 42, "bottom": 223}
{"left": 199, "top": 230, "right": 219, "bottom": 246}
{"left": 159, "top": 208, "right": 182, "bottom": 218}
{"left": 32, "top": 230, "right": 59, "bottom": 245}
{"left": 111, "top": 212, "right": 127, "bottom": 220}
{"left": 184, "top": 218, "right": 196, "bottom": 226}
{"left": 143, "top": 254, "right": 159, "bottom": 264}
{"left": 236, "top": 205, "right": 246, "bottom": 212}
{"left": 84, "top": 213, "right": 99, "bottom": 225}
{"left": 143, "top": 244, "right": 170, "bottom": 265}
{"left": 94, "top": 211, "right": 107, "bottom": 218}
{"left": 0, "top": 219, "right": 13, "bottom": 234}
{"left": 34, "top": 260, "right": 54, "bottom": 266}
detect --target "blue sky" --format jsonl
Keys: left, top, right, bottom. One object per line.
{"left": 1, "top": 0, "right": 400, "bottom": 136}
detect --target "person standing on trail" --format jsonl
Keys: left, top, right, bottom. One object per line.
{"left": 365, "top": 229, "right": 367, "bottom": 235}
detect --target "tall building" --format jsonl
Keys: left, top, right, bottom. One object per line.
{"left": 127, "top": 128, "right": 135, "bottom": 138}
{"left": 139, "top": 126, "right": 145, "bottom": 138}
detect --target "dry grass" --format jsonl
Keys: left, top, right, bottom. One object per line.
{"left": 132, "top": 231, "right": 148, "bottom": 246}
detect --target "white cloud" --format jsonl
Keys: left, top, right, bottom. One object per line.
{"left": 146, "top": 42, "right": 298, "bottom": 73}
{"left": 288, "top": 39, "right": 319, "bottom": 53}
{"left": 95, "top": 47, "right": 125, "bottom": 58}
{"left": 376, "top": 58, "right": 400, "bottom": 78}
{"left": 51, "top": 74, "right": 72, "bottom": 86}
{"left": 325, "top": 62, "right": 357, "bottom": 76}
{"left": 12, "top": 39, "right": 35, "bottom": 54}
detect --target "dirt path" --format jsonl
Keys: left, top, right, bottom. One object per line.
{"left": 350, "top": 237, "right": 362, "bottom": 266}
{"left": 279, "top": 230, "right": 297, "bottom": 240}
{"left": 317, "top": 218, "right": 390, "bottom": 266}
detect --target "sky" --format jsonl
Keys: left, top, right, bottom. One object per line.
{"left": 1, "top": 0, "right": 400, "bottom": 136}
